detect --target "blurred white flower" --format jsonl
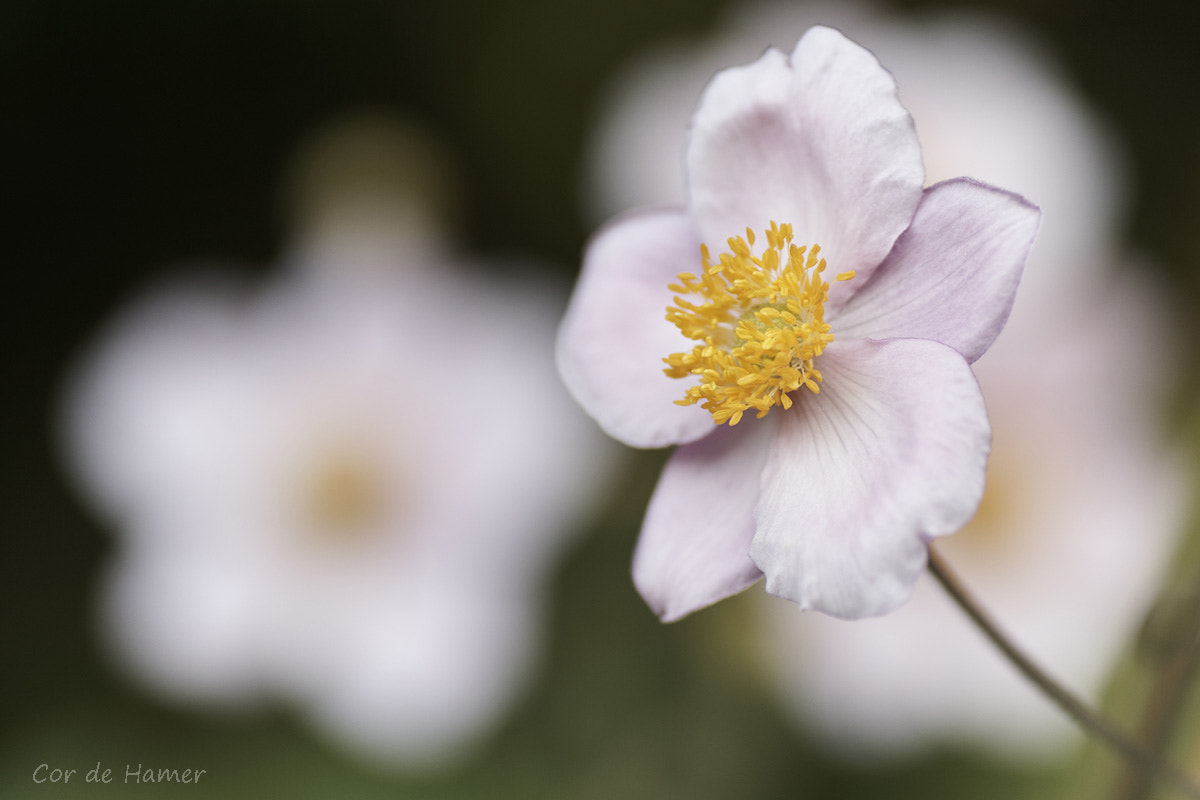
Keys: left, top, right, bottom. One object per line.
{"left": 584, "top": 3, "right": 1186, "bottom": 761}
{"left": 60, "top": 113, "right": 613, "bottom": 768}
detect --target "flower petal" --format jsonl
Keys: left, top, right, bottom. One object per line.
{"left": 834, "top": 178, "right": 1040, "bottom": 362}
{"left": 750, "top": 337, "right": 990, "bottom": 619}
{"left": 557, "top": 208, "right": 717, "bottom": 448}
{"left": 633, "top": 419, "right": 772, "bottom": 621}
{"left": 686, "top": 26, "right": 924, "bottom": 310}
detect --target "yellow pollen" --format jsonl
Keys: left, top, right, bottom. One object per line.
{"left": 663, "top": 221, "right": 849, "bottom": 426}
{"left": 302, "top": 447, "right": 386, "bottom": 538}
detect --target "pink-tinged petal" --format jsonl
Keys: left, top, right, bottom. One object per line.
{"left": 834, "top": 178, "right": 1040, "bottom": 362}
{"left": 686, "top": 26, "right": 924, "bottom": 311}
{"left": 750, "top": 338, "right": 990, "bottom": 619}
{"left": 633, "top": 420, "right": 773, "bottom": 621}
{"left": 557, "top": 208, "right": 717, "bottom": 448}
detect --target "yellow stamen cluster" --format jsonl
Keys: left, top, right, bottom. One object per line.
{"left": 663, "top": 221, "right": 855, "bottom": 426}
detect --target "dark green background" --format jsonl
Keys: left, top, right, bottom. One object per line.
{"left": 5, "top": 0, "right": 1200, "bottom": 797}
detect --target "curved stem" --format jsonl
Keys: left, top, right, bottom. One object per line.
{"left": 927, "top": 546, "right": 1200, "bottom": 799}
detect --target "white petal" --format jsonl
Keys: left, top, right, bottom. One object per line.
{"left": 633, "top": 419, "right": 773, "bottom": 621}
{"left": 834, "top": 178, "right": 1039, "bottom": 362}
{"left": 556, "top": 208, "right": 716, "bottom": 448}
{"left": 58, "top": 273, "right": 255, "bottom": 527}
{"left": 686, "top": 26, "right": 924, "bottom": 311}
{"left": 750, "top": 337, "right": 989, "bottom": 618}
{"left": 287, "top": 570, "right": 540, "bottom": 767}
{"left": 99, "top": 543, "right": 269, "bottom": 706}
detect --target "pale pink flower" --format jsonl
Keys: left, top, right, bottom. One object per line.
{"left": 580, "top": 4, "right": 1186, "bottom": 758}
{"left": 60, "top": 118, "right": 611, "bottom": 767}
{"left": 557, "top": 27, "right": 1039, "bottom": 621}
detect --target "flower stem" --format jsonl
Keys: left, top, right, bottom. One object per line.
{"left": 927, "top": 546, "right": 1200, "bottom": 799}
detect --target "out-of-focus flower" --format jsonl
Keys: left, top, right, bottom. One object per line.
{"left": 557, "top": 26, "right": 1039, "bottom": 622}
{"left": 583, "top": 3, "right": 1186, "bottom": 760}
{"left": 60, "top": 113, "right": 612, "bottom": 768}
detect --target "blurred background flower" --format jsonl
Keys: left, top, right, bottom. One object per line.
{"left": 5, "top": 0, "right": 1200, "bottom": 797}
{"left": 57, "top": 111, "right": 615, "bottom": 769}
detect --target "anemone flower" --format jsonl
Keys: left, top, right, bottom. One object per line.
{"left": 579, "top": 5, "right": 1185, "bottom": 758}
{"left": 557, "top": 26, "right": 1039, "bottom": 622}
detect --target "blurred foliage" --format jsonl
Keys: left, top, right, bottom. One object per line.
{"left": 4, "top": 0, "right": 1200, "bottom": 797}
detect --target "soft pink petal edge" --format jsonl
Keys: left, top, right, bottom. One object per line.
{"left": 750, "top": 337, "right": 990, "bottom": 619}
{"left": 685, "top": 25, "right": 924, "bottom": 312}
{"left": 556, "top": 208, "right": 717, "bottom": 449}
{"left": 58, "top": 273, "right": 251, "bottom": 524}
{"left": 833, "top": 178, "right": 1040, "bottom": 363}
{"left": 632, "top": 419, "right": 772, "bottom": 621}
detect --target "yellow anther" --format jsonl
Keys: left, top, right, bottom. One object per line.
{"left": 663, "top": 222, "right": 849, "bottom": 426}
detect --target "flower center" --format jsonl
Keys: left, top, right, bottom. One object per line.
{"left": 663, "top": 221, "right": 855, "bottom": 426}
{"left": 300, "top": 444, "right": 388, "bottom": 540}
